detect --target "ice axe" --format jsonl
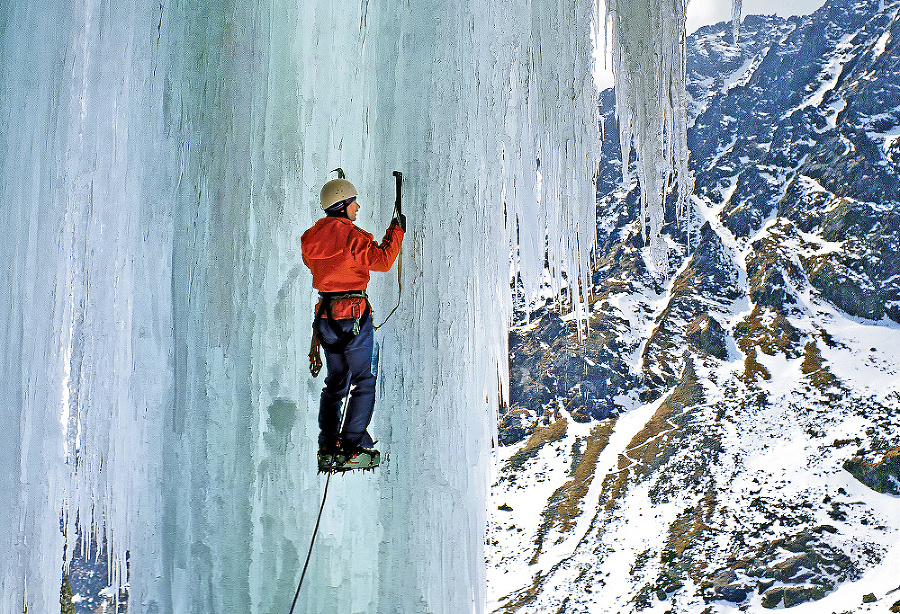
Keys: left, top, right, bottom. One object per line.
{"left": 392, "top": 170, "right": 402, "bottom": 217}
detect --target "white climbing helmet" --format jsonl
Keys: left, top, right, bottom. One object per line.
{"left": 319, "top": 178, "right": 358, "bottom": 210}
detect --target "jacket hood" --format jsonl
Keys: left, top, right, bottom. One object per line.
{"left": 301, "top": 217, "right": 353, "bottom": 260}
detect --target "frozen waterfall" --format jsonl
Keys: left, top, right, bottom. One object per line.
{"left": 1, "top": 1, "right": 600, "bottom": 612}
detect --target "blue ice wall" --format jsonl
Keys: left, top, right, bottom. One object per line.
{"left": 0, "top": 2, "right": 598, "bottom": 612}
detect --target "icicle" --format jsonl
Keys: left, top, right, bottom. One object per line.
{"left": 604, "top": 0, "right": 693, "bottom": 274}
{"left": 733, "top": 0, "right": 743, "bottom": 43}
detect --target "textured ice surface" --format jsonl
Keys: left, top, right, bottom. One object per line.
{"left": 0, "top": 1, "right": 599, "bottom": 612}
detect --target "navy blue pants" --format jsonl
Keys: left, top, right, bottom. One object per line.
{"left": 314, "top": 314, "right": 376, "bottom": 450}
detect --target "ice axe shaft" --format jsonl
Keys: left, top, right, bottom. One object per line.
{"left": 392, "top": 171, "right": 402, "bottom": 216}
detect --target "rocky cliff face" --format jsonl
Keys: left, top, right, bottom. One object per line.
{"left": 491, "top": 1, "right": 900, "bottom": 611}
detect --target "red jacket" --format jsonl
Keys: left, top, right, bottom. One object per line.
{"left": 301, "top": 217, "right": 404, "bottom": 319}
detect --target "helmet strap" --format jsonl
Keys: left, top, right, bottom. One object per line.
{"left": 325, "top": 196, "right": 355, "bottom": 216}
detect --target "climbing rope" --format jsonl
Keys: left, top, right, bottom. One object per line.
{"left": 288, "top": 392, "right": 350, "bottom": 614}
{"left": 373, "top": 226, "right": 403, "bottom": 330}
{"left": 374, "top": 171, "right": 404, "bottom": 331}
{"left": 288, "top": 469, "right": 332, "bottom": 614}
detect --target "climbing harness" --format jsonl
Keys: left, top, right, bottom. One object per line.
{"left": 308, "top": 291, "right": 370, "bottom": 376}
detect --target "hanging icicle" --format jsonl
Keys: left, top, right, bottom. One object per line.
{"left": 604, "top": 0, "right": 693, "bottom": 273}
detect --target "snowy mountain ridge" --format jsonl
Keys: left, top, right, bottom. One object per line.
{"left": 491, "top": 0, "right": 900, "bottom": 611}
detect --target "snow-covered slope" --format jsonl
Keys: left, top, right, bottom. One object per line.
{"left": 491, "top": 0, "right": 900, "bottom": 611}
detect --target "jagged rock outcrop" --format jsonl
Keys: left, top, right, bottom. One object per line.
{"left": 685, "top": 313, "right": 727, "bottom": 359}
{"left": 844, "top": 447, "right": 900, "bottom": 495}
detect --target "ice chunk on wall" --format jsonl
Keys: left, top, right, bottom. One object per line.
{"left": 0, "top": 1, "right": 598, "bottom": 613}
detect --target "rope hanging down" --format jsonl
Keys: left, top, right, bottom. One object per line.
{"left": 288, "top": 390, "right": 350, "bottom": 614}
{"left": 374, "top": 171, "right": 403, "bottom": 330}
{"left": 288, "top": 470, "right": 332, "bottom": 614}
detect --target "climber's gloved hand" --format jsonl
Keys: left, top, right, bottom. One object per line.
{"left": 393, "top": 213, "right": 407, "bottom": 232}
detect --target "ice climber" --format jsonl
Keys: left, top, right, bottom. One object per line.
{"left": 301, "top": 174, "right": 405, "bottom": 466}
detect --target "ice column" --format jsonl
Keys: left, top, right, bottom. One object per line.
{"left": 1, "top": 2, "right": 169, "bottom": 612}
{"left": 605, "top": 0, "right": 692, "bottom": 269}
{"left": 0, "top": 1, "right": 599, "bottom": 613}
{"left": 253, "top": 2, "right": 600, "bottom": 612}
